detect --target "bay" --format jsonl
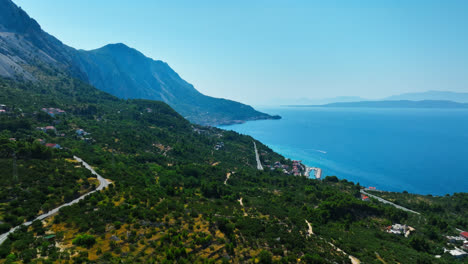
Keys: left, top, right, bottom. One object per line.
{"left": 222, "top": 107, "right": 468, "bottom": 195}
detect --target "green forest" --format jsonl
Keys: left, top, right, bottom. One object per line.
{"left": 0, "top": 69, "right": 467, "bottom": 263}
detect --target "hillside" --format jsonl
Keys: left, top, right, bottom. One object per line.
{"left": 74, "top": 43, "right": 279, "bottom": 125}
{"left": 0, "top": 66, "right": 466, "bottom": 263}
{"left": 0, "top": 0, "right": 279, "bottom": 126}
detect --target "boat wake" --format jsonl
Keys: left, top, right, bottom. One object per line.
{"left": 313, "top": 149, "right": 327, "bottom": 154}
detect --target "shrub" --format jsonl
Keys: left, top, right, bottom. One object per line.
{"left": 72, "top": 234, "right": 96, "bottom": 248}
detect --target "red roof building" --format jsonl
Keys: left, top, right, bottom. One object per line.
{"left": 45, "top": 143, "right": 61, "bottom": 149}
{"left": 461, "top": 231, "right": 468, "bottom": 239}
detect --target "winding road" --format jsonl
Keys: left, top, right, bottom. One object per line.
{"left": 0, "top": 156, "right": 111, "bottom": 245}
{"left": 360, "top": 189, "right": 420, "bottom": 215}
{"left": 253, "top": 141, "right": 263, "bottom": 170}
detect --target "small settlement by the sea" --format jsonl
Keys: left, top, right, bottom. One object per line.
{"left": 262, "top": 157, "right": 322, "bottom": 179}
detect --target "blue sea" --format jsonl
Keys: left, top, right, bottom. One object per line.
{"left": 222, "top": 107, "right": 468, "bottom": 195}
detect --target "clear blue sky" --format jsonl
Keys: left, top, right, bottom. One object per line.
{"left": 14, "top": 0, "right": 468, "bottom": 104}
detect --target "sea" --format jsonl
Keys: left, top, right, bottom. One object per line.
{"left": 221, "top": 107, "right": 468, "bottom": 195}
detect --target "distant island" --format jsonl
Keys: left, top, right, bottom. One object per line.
{"left": 287, "top": 100, "right": 468, "bottom": 108}
{"left": 383, "top": 91, "right": 468, "bottom": 103}
{"left": 270, "top": 91, "right": 468, "bottom": 106}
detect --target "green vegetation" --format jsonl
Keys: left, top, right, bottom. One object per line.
{"left": 73, "top": 234, "right": 96, "bottom": 248}
{"left": 368, "top": 190, "right": 468, "bottom": 234}
{"left": 0, "top": 136, "right": 94, "bottom": 229}
{"left": 0, "top": 72, "right": 466, "bottom": 263}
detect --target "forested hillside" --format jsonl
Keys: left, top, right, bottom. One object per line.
{"left": 0, "top": 68, "right": 466, "bottom": 263}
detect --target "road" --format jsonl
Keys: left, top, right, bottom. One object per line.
{"left": 253, "top": 141, "right": 263, "bottom": 170}
{"left": 0, "top": 156, "right": 111, "bottom": 245}
{"left": 360, "top": 189, "right": 420, "bottom": 215}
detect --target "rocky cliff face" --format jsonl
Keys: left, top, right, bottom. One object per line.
{"left": 0, "top": 0, "right": 84, "bottom": 80}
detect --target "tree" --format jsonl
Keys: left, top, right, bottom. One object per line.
{"left": 258, "top": 250, "right": 272, "bottom": 264}
{"left": 72, "top": 234, "right": 96, "bottom": 248}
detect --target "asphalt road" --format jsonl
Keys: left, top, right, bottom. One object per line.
{"left": 0, "top": 156, "right": 110, "bottom": 245}
{"left": 253, "top": 141, "right": 263, "bottom": 170}
{"left": 361, "top": 189, "right": 420, "bottom": 214}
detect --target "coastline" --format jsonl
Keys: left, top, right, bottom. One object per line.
{"left": 220, "top": 107, "right": 468, "bottom": 195}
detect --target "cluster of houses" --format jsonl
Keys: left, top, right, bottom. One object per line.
{"left": 263, "top": 160, "right": 308, "bottom": 176}
{"left": 265, "top": 160, "right": 288, "bottom": 172}
{"left": 214, "top": 142, "right": 224, "bottom": 150}
{"left": 386, "top": 223, "right": 415, "bottom": 237}
{"left": 41, "top": 107, "right": 65, "bottom": 117}
{"left": 291, "top": 160, "right": 305, "bottom": 176}
{"left": 443, "top": 231, "right": 468, "bottom": 258}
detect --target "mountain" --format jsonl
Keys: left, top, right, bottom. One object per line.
{"left": 73, "top": 43, "right": 279, "bottom": 125}
{"left": 0, "top": 0, "right": 278, "bottom": 126}
{"left": 307, "top": 100, "right": 468, "bottom": 108}
{"left": 384, "top": 91, "right": 468, "bottom": 103}
{"left": 264, "top": 96, "right": 367, "bottom": 106}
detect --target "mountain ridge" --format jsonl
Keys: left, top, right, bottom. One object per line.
{"left": 0, "top": 0, "right": 278, "bottom": 125}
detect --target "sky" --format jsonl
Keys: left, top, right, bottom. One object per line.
{"left": 13, "top": 0, "right": 468, "bottom": 105}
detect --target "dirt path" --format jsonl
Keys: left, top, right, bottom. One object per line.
{"left": 224, "top": 172, "right": 231, "bottom": 185}
{"left": 327, "top": 242, "right": 361, "bottom": 264}
{"left": 305, "top": 220, "right": 314, "bottom": 236}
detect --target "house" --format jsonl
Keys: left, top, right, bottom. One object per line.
{"left": 387, "top": 224, "right": 415, "bottom": 237}
{"left": 361, "top": 194, "right": 370, "bottom": 201}
{"left": 368, "top": 186, "right": 376, "bottom": 190}
{"left": 45, "top": 143, "right": 61, "bottom": 149}
{"left": 464, "top": 241, "right": 468, "bottom": 251}
{"left": 447, "top": 235, "right": 466, "bottom": 243}
{"left": 214, "top": 142, "right": 224, "bottom": 150}
{"left": 461, "top": 232, "right": 468, "bottom": 239}
{"left": 36, "top": 139, "right": 45, "bottom": 145}
{"left": 41, "top": 107, "right": 65, "bottom": 117}
{"left": 9, "top": 138, "right": 16, "bottom": 141}
{"left": 0, "top": 104, "right": 6, "bottom": 109}
{"left": 76, "top": 129, "right": 89, "bottom": 136}
{"left": 0, "top": 109, "right": 5, "bottom": 113}
{"left": 45, "top": 126, "right": 56, "bottom": 131}
{"left": 444, "top": 248, "right": 467, "bottom": 258}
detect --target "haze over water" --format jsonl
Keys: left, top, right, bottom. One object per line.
{"left": 224, "top": 107, "right": 468, "bottom": 195}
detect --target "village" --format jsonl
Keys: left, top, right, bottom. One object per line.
{"left": 361, "top": 187, "right": 468, "bottom": 259}
{"left": 0, "top": 104, "right": 95, "bottom": 149}
{"left": 443, "top": 231, "right": 468, "bottom": 258}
